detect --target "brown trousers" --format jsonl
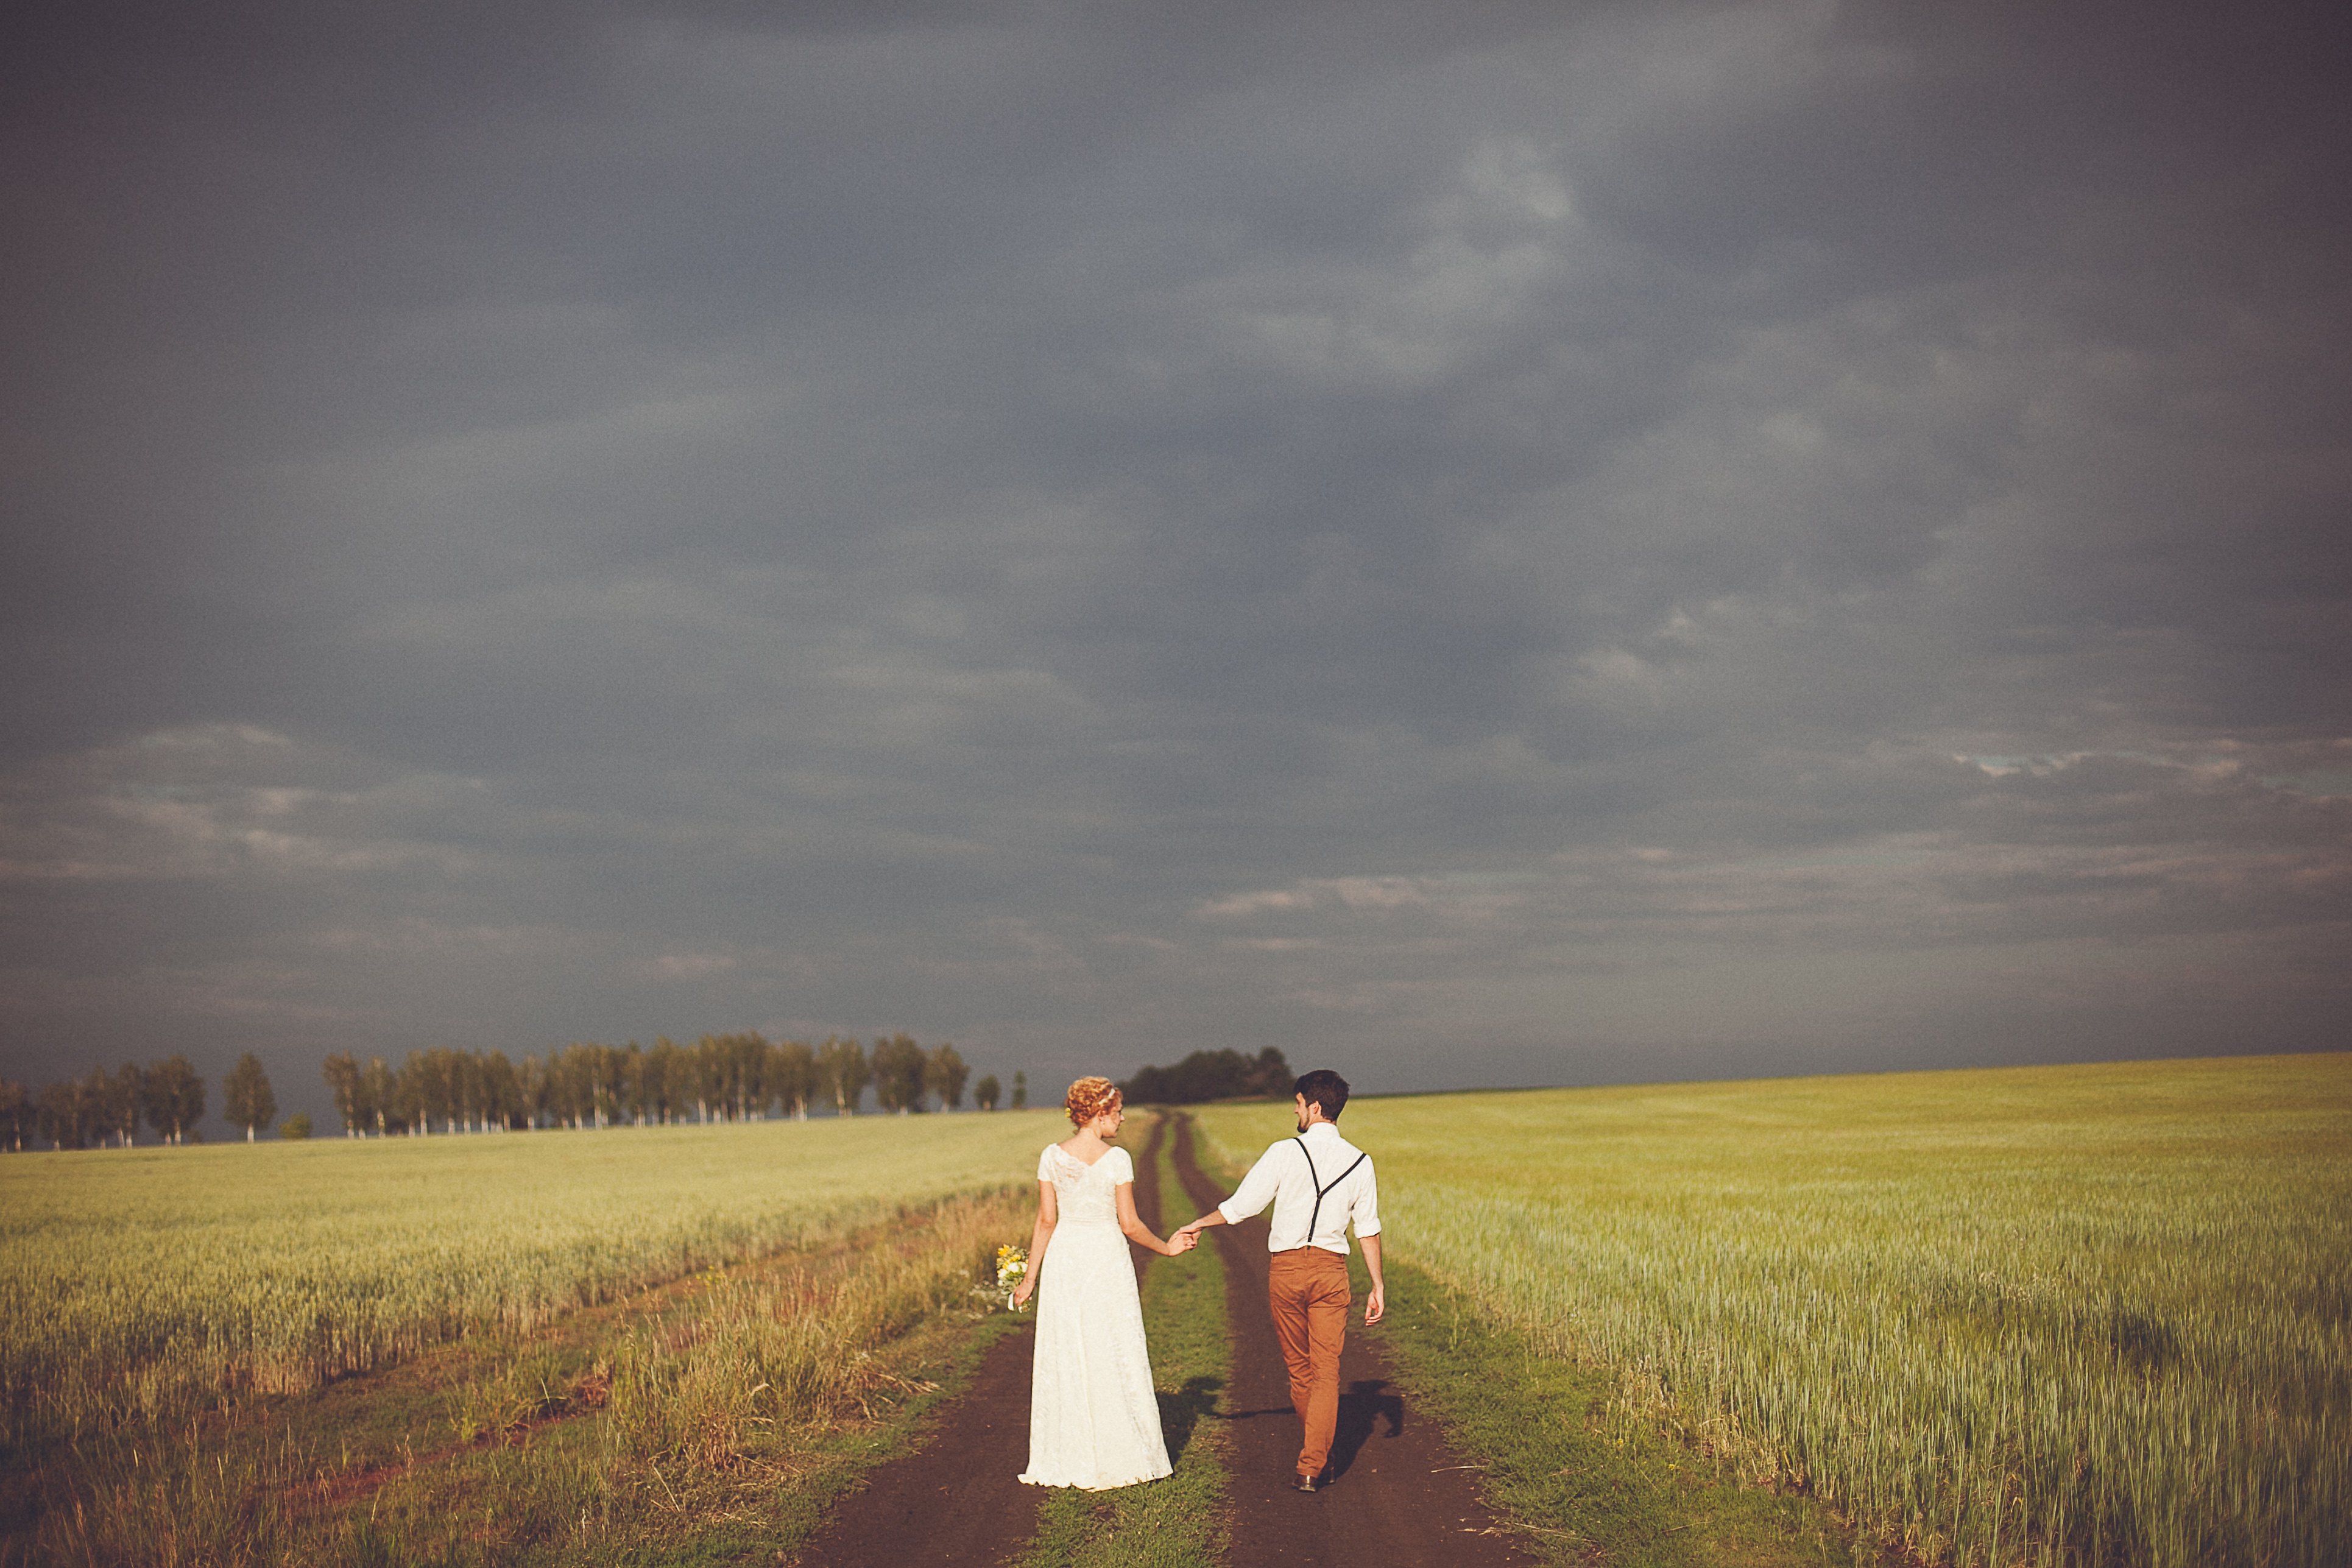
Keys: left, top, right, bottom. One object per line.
{"left": 1266, "top": 1246, "right": 1352, "bottom": 1478}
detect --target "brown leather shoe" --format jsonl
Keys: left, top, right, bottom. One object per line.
{"left": 1295, "top": 1472, "right": 1319, "bottom": 1493}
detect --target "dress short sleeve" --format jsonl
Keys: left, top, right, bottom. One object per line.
{"left": 1037, "top": 1145, "right": 1058, "bottom": 1180}
{"left": 1103, "top": 1146, "right": 1135, "bottom": 1185}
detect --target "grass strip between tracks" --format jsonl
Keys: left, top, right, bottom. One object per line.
{"left": 1015, "top": 1114, "right": 1231, "bottom": 1568}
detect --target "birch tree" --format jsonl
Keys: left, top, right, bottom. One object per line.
{"left": 479, "top": 1051, "right": 521, "bottom": 1130}
{"left": 0, "top": 1079, "right": 27, "bottom": 1150}
{"left": 771, "top": 1039, "right": 816, "bottom": 1120}
{"left": 38, "top": 1076, "right": 95, "bottom": 1149}
{"left": 104, "top": 1063, "right": 144, "bottom": 1146}
{"left": 621, "top": 1043, "right": 651, "bottom": 1125}
{"left": 222, "top": 1053, "right": 277, "bottom": 1142}
{"left": 141, "top": 1054, "right": 204, "bottom": 1145}
{"left": 923, "top": 1042, "right": 970, "bottom": 1111}
{"left": 729, "top": 1031, "right": 771, "bottom": 1119}
{"left": 871, "top": 1034, "right": 927, "bottom": 1114}
{"left": 392, "top": 1054, "right": 425, "bottom": 1134}
{"left": 361, "top": 1055, "right": 396, "bottom": 1134}
{"left": 516, "top": 1053, "right": 546, "bottom": 1129}
{"left": 643, "top": 1039, "right": 680, "bottom": 1123}
{"left": 323, "top": 1052, "right": 362, "bottom": 1135}
{"left": 818, "top": 1036, "right": 867, "bottom": 1115}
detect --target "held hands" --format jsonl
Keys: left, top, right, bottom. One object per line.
{"left": 1162, "top": 1229, "right": 1198, "bottom": 1256}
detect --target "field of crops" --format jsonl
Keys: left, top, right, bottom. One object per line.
{"left": 0, "top": 1109, "right": 1064, "bottom": 1454}
{"left": 1193, "top": 1054, "right": 2351, "bottom": 1568}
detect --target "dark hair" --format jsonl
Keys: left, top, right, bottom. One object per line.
{"left": 1293, "top": 1069, "right": 1349, "bottom": 1123}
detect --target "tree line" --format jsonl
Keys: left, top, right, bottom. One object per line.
{"left": 0, "top": 1034, "right": 1034, "bottom": 1150}
{"left": 1118, "top": 1046, "right": 1293, "bottom": 1104}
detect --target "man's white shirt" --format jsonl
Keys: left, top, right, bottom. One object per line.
{"left": 1217, "top": 1121, "right": 1380, "bottom": 1255}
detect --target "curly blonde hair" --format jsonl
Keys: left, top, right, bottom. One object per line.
{"left": 1064, "top": 1075, "right": 1121, "bottom": 1127}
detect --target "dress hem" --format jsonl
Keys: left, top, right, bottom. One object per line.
{"left": 1016, "top": 1465, "right": 1174, "bottom": 1491}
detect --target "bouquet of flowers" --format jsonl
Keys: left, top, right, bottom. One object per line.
{"left": 994, "top": 1243, "right": 1028, "bottom": 1310}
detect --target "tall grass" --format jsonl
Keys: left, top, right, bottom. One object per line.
{"left": 0, "top": 1111, "right": 1062, "bottom": 1455}
{"left": 581, "top": 1190, "right": 1031, "bottom": 1547}
{"left": 1193, "top": 1054, "right": 2351, "bottom": 1568}
{"left": 17, "top": 1189, "right": 1035, "bottom": 1566}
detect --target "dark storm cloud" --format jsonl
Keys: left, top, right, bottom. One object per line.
{"left": 4, "top": 1, "right": 2348, "bottom": 1116}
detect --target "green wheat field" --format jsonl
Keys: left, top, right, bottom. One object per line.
{"left": 1195, "top": 1053, "right": 2351, "bottom": 1568}
{"left": 4, "top": 1054, "right": 2345, "bottom": 1566}
{"left": 0, "top": 1109, "right": 1059, "bottom": 1455}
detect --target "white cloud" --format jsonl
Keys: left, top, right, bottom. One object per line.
{"left": 652, "top": 952, "right": 738, "bottom": 980}
{"left": 1196, "top": 874, "right": 1522, "bottom": 922}
{"left": 0, "top": 726, "right": 490, "bottom": 885}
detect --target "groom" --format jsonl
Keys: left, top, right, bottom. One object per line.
{"left": 1179, "top": 1068, "right": 1383, "bottom": 1493}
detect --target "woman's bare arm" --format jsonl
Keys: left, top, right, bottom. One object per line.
{"left": 1011, "top": 1179, "right": 1057, "bottom": 1307}
{"left": 1115, "top": 1181, "right": 1197, "bottom": 1257}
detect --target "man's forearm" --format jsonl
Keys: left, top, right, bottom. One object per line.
{"left": 1358, "top": 1233, "right": 1385, "bottom": 1324}
{"left": 1184, "top": 1209, "right": 1229, "bottom": 1231}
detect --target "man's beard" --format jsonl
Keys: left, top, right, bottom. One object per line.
{"left": 1295, "top": 1114, "right": 1308, "bottom": 1134}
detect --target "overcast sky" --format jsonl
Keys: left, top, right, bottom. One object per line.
{"left": 4, "top": 0, "right": 2348, "bottom": 1118}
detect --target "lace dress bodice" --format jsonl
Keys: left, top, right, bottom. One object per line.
{"left": 1040, "top": 1143, "right": 1130, "bottom": 1226}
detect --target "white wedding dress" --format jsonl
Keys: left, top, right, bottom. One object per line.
{"left": 1019, "top": 1143, "right": 1173, "bottom": 1489}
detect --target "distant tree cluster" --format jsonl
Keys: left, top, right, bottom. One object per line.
{"left": 969, "top": 1070, "right": 1029, "bottom": 1112}
{"left": 1118, "top": 1047, "right": 1292, "bottom": 1105}
{"left": 0, "top": 1031, "right": 1013, "bottom": 1152}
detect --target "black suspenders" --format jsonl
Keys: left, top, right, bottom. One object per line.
{"left": 1293, "top": 1137, "right": 1368, "bottom": 1245}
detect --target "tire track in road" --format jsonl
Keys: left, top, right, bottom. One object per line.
{"left": 1171, "top": 1114, "right": 1536, "bottom": 1567}
{"left": 792, "top": 1320, "right": 1040, "bottom": 1568}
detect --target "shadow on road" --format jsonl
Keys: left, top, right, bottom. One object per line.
{"left": 1159, "top": 1372, "right": 1224, "bottom": 1463}
{"left": 1328, "top": 1377, "right": 1405, "bottom": 1479}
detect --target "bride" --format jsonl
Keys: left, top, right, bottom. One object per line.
{"left": 1011, "top": 1076, "right": 1196, "bottom": 1489}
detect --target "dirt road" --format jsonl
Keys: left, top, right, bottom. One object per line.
{"left": 796, "top": 1114, "right": 1532, "bottom": 1565}
{"left": 1171, "top": 1114, "right": 1534, "bottom": 1567}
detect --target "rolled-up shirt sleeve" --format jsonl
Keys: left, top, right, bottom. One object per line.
{"left": 1217, "top": 1143, "right": 1287, "bottom": 1225}
{"left": 1350, "top": 1165, "right": 1380, "bottom": 1238}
